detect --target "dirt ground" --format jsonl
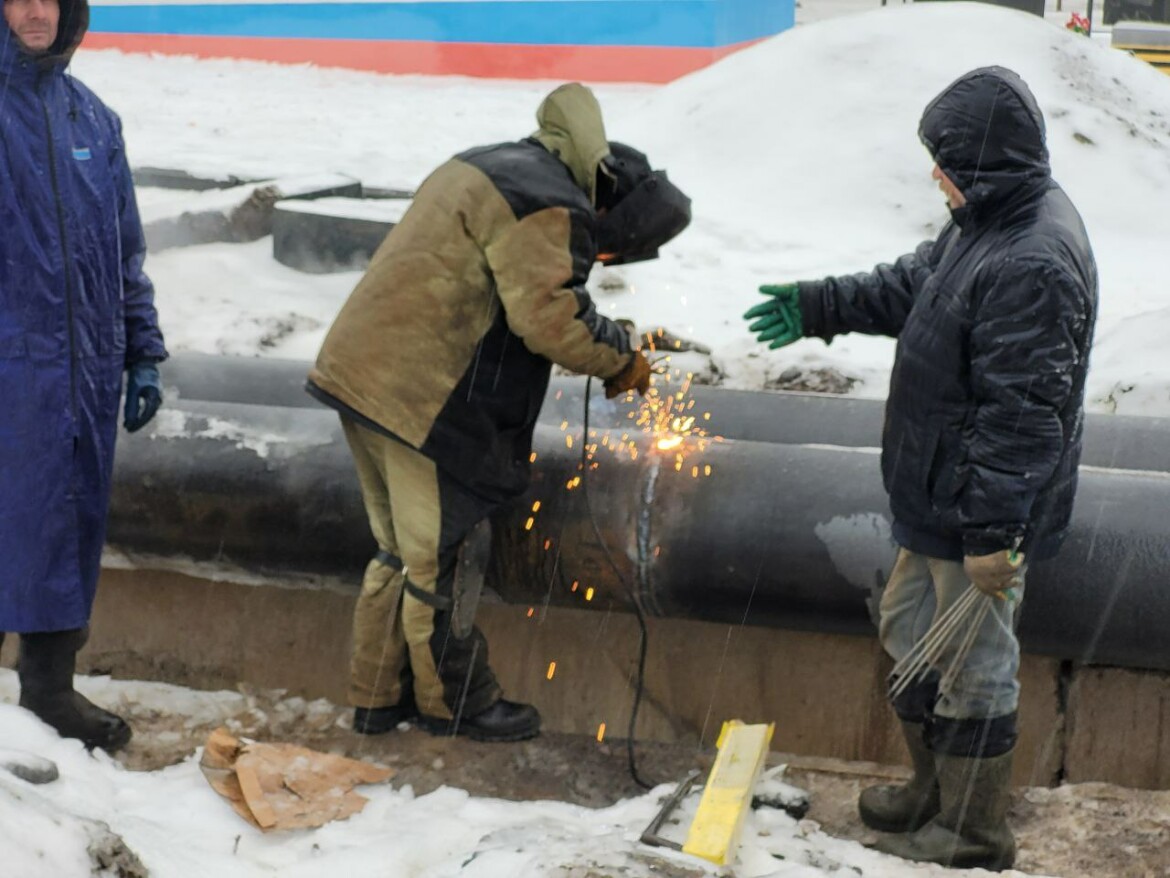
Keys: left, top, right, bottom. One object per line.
{"left": 112, "top": 688, "right": 1170, "bottom": 878}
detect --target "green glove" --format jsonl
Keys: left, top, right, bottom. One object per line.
{"left": 744, "top": 283, "right": 803, "bottom": 349}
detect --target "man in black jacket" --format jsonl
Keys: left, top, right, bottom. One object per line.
{"left": 745, "top": 67, "right": 1097, "bottom": 870}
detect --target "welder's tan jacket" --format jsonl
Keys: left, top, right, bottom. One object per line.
{"left": 308, "top": 84, "right": 633, "bottom": 499}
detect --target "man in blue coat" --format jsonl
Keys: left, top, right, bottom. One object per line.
{"left": 1, "top": 0, "right": 167, "bottom": 752}
{"left": 745, "top": 67, "right": 1096, "bottom": 870}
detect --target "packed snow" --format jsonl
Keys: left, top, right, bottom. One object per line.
{"left": 0, "top": 670, "right": 1055, "bottom": 878}
{"left": 69, "top": 1, "right": 1170, "bottom": 415}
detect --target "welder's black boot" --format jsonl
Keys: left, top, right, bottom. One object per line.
{"left": 859, "top": 720, "right": 940, "bottom": 832}
{"left": 353, "top": 688, "right": 419, "bottom": 735}
{"left": 18, "top": 629, "right": 132, "bottom": 753}
{"left": 419, "top": 699, "right": 541, "bottom": 742}
{"left": 875, "top": 749, "right": 1016, "bottom": 871}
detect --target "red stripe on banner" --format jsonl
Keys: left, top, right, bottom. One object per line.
{"left": 81, "top": 33, "right": 759, "bottom": 83}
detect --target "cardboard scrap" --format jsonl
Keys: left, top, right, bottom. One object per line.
{"left": 199, "top": 727, "right": 394, "bottom": 831}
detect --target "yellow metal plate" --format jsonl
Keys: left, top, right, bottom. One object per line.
{"left": 682, "top": 720, "right": 775, "bottom": 865}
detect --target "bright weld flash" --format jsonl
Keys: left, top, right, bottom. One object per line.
{"left": 629, "top": 365, "right": 717, "bottom": 466}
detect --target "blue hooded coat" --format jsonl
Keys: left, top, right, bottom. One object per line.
{"left": 1, "top": 0, "right": 166, "bottom": 633}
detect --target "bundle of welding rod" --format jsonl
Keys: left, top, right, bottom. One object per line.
{"left": 888, "top": 585, "right": 1016, "bottom": 701}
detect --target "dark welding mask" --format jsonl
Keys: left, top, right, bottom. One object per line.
{"left": 595, "top": 142, "right": 691, "bottom": 266}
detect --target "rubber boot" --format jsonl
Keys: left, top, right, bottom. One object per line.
{"left": 859, "top": 720, "right": 941, "bottom": 832}
{"left": 18, "top": 629, "right": 132, "bottom": 753}
{"left": 419, "top": 699, "right": 541, "bottom": 742}
{"left": 875, "top": 749, "right": 1016, "bottom": 871}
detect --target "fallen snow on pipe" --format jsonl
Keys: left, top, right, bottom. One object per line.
{"left": 798, "top": 444, "right": 882, "bottom": 455}
{"left": 148, "top": 408, "right": 331, "bottom": 459}
{"left": 100, "top": 547, "right": 355, "bottom": 593}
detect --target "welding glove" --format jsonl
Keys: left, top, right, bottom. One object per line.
{"left": 744, "top": 283, "right": 803, "bottom": 350}
{"left": 124, "top": 361, "right": 163, "bottom": 432}
{"left": 963, "top": 549, "right": 1025, "bottom": 597}
{"left": 604, "top": 351, "right": 652, "bottom": 399}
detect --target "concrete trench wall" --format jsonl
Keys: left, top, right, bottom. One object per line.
{"left": 5, "top": 565, "right": 1167, "bottom": 790}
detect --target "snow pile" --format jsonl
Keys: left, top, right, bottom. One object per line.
{"left": 611, "top": 2, "right": 1170, "bottom": 412}
{"left": 69, "top": 3, "right": 1170, "bottom": 415}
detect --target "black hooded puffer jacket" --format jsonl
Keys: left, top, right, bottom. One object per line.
{"left": 799, "top": 67, "right": 1098, "bottom": 561}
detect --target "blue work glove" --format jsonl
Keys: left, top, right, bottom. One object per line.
{"left": 744, "top": 283, "right": 804, "bottom": 349}
{"left": 124, "top": 362, "right": 162, "bottom": 432}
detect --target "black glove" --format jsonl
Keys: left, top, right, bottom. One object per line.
{"left": 124, "top": 362, "right": 163, "bottom": 432}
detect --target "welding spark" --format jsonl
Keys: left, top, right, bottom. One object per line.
{"left": 619, "top": 366, "right": 718, "bottom": 472}
{"left": 547, "top": 661, "right": 557, "bottom": 680}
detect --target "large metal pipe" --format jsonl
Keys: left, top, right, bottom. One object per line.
{"left": 111, "top": 359, "right": 1170, "bottom": 670}
{"left": 163, "top": 353, "right": 1170, "bottom": 473}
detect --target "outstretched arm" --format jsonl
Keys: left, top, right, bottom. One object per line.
{"left": 799, "top": 238, "right": 941, "bottom": 343}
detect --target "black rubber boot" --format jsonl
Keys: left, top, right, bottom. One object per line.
{"left": 875, "top": 749, "right": 1016, "bottom": 871}
{"left": 18, "top": 629, "right": 132, "bottom": 753}
{"left": 859, "top": 720, "right": 941, "bottom": 832}
{"left": 353, "top": 689, "right": 419, "bottom": 735}
{"left": 419, "top": 699, "right": 541, "bottom": 742}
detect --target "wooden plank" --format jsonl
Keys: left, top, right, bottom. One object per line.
{"left": 1065, "top": 668, "right": 1170, "bottom": 789}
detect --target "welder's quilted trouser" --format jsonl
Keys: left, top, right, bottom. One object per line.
{"left": 341, "top": 418, "right": 501, "bottom": 721}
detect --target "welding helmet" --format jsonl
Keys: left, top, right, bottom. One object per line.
{"left": 595, "top": 142, "right": 691, "bottom": 266}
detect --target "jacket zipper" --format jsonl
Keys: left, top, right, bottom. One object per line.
{"left": 39, "top": 81, "right": 79, "bottom": 424}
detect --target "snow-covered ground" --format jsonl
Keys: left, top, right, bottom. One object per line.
{"left": 0, "top": 671, "right": 1058, "bottom": 878}
{"left": 70, "top": 1, "right": 1170, "bottom": 416}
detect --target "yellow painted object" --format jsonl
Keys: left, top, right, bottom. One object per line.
{"left": 1128, "top": 49, "right": 1170, "bottom": 71}
{"left": 682, "top": 720, "right": 775, "bottom": 865}
{"left": 1112, "top": 22, "right": 1170, "bottom": 75}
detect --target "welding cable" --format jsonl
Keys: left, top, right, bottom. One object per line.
{"left": 582, "top": 375, "right": 655, "bottom": 790}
